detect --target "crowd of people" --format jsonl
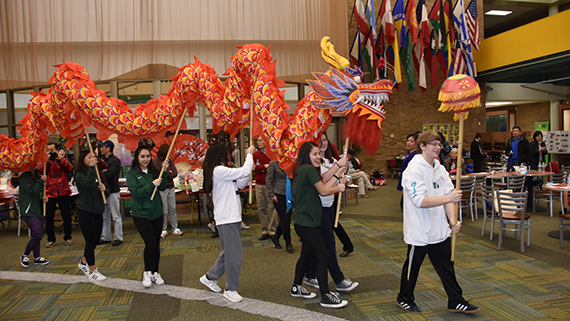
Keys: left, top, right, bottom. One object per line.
{"left": 14, "top": 130, "right": 482, "bottom": 314}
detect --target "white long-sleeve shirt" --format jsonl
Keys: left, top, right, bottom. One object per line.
{"left": 402, "top": 154, "right": 454, "bottom": 246}
{"left": 212, "top": 154, "right": 254, "bottom": 226}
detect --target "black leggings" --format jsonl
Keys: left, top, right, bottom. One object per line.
{"left": 293, "top": 224, "right": 329, "bottom": 294}
{"left": 133, "top": 215, "right": 163, "bottom": 273}
{"left": 77, "top": 209, "right": 103, "bottom": 266}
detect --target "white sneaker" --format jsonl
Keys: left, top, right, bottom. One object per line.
{"left": 142, "top": 271, "right": 152, "bottom": 288}
{"left": 89, "top": 269, "right": 107, "bottom": 282}
{"left": 161, "top": 230, "right": 168, "bottom": 238}
{"left": 200, "top": 274, "right": 221, "bottom": 293}
{"left": 207, "top": 223, "right": 216, "bottom": 233}
{"left": 78, "top": 261, "right": 90, "bottom": 276}
{"left": 152, "top": 272, "right": 164, "bottom": 285}
{"left": 223, "top": 290, "right": 243, "bottom": 302}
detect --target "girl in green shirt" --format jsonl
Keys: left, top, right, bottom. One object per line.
{"left": 19, "top": 163, "right": 49, "bottom": 267}
{"left": 290, "top": 142, "right": 348, "bottom": 309}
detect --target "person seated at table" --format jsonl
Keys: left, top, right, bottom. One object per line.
{"left": 346, "top": 149, "right": 377, "bottom": 198}
{"left": 529, "top": 131, "right": 548, "bottom": 170}
{"left": 443, "top": 149, "right": 466, "bottom": 174}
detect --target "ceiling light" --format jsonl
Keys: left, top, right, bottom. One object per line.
{"left": 485, "top": 10, "right": 512, "bottom": 16}
{"left": 485, "top": 101, "right": 513, "bottom": 107}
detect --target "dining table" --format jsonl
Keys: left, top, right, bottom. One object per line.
{"left": 541, "top": 183, "right": 570, "bottom": 242}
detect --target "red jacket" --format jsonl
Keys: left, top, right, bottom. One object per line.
{"left": 38, "top": 158, "right": 73, "bottom": 198}
{"left": 253, "top": 149, "right": 271, "bottom": 185}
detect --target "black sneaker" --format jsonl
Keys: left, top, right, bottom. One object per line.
{"left": 320, "top": 292, "right": 348, "bottom": 308}
{"left": 449, "top": 302, "right": 480, "bottom": 314}
{"left": 33, "top": 257, "right": 50, "bottom": 265}
{"left": 21, "top": 255, "right": 29, "bottom": 268}
{"left": 290, "top": 284, "right": 316, "bottom": 299}
{"left": 397, "top": 300, "right": 422, "bottom": 314}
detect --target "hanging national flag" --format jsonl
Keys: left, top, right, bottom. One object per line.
{"left": 425, "top": 29, "right": 439, "bottom": 88}
{"left": 439, "top": 0, "right": 453, "bottom": 77}
{"left": 381, "top": 0, "right": 401, "bottom": 87}
{"left": 405, "top": 0, "right": 418, "bottom": 46}
{"left": 351, "top": 0, "right": 370, "bottom": 75}
{"left": 414, "top": 0, "right": 430, "bottom": 92}
{"left": 453, "top": 0, "right": 475, "bottom": 77}
{"left": 365, "top": 0, "right": 378, "bottom": 80}
{"left": 393, "top": 0, "right": 407, "bottom": 47}
{"left": 465, "top": 0, "right": 480, "bottom": 52}
{"left": 381, "top": 0, "right": 395, "bottom": 46}
{"left": 451, "top": 46, "right": 466, "bottom": 75}
{"left": 401, "top": 35, "right": 415, "bottom": 91}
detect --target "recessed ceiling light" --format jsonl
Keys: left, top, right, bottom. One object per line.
{"left": 485, "top": 10, "right": 512, "bottom": 16}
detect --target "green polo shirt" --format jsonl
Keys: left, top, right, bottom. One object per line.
{"left": 293, "top": 164, "right": 322, "bottom": 227}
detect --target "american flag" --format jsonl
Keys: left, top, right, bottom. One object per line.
{"left": 451, "top": 46, "right": 466, "bottom": 75}
{"left": 465, "top": 0, "right": 480, "bottom": 52}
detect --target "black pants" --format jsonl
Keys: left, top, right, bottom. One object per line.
{"left": 332, "top": 196, "right": 354, "bottom": 252}
{"left": 397, "top": 238, "right": 465, "bottom": 307}
{"left": 293, "top": 224, "right": 329, "bottom": 294}
{"left": 77, "top": 209, "right": 103, "bottom": 266}
{"left": 272, "top": 194, "right": 291, "bottom": 244}
{"left": 306, "top": 206, "right": 345, "bottom": 284}
{"left": 473, "top": 158, "right": 482, "bottom": 173}
{"left": 133, "top": 215, "right": 163, "bottom": 273}
{"left": 45, "top": 195, "right": 72, "bottom": 242}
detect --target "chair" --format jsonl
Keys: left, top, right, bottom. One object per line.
{"left": 506, "top": 174, "right": 526, "bottom": 192}
{"left": 458, "top": 176, "right": 476, "bottom": 222}
{"left": 387, "top": 159, "right": 400, "bottom": 178}
{"left": 560, "top": 213, "right": 570, "bottom": 247}
{"left": 496, "top": 190, "right": 530, "bottom": 253}
{"left": 343, "top": 184, "right": 358, "bottom": 207}
{"left": 533, "top": 173, "right": 564, "bottom": 217}
{"left": 481, "top": 183, "right": 499, "bottom": 240}
{"left": 473, "top": 175, "right": 486, "bottom": 220}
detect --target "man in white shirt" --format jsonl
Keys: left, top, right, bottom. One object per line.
{"left": 397, "top": 131, "right": 480, "bottom": 315}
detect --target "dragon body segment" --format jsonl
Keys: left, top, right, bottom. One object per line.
{"left": 0, "top": 40, "right": 393, "bottom": 175}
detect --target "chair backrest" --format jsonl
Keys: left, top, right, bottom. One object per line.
{"left": 551, "top": 172, "right": 565, "bottom": 184}
{"left": 459, "top": 176, "right": 475, "bottom": 192}
{"left": 481, "top": 183, "right": 495, "bottom": 204}
{"left": 507, "top": 175, "right": 525, "bottom": 192}
{"left": 496, "top": 190, "right": 528, "bottom": 222}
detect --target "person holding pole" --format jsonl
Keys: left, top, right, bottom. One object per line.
{"left": 127, "top": 145, "right": 169, "bottom": 288}
{"left": 290, "top": 142, "right": 348, "bottom": 309}
{"left": 396, "top": 131, "right": 480, "bottom": 314}
{"left": 75, "top": 149, "right": 109, "bottom": 281}
{"left": 199, "top": 143, "right": 255, "bottom": 303}
{"left": 40, "top": 142, "right": 74, "bottom": 247}
{"left": 18, "top": 163, "right": 50, "bottom": 267}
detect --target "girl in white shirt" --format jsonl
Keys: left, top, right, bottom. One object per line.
{"left": 199, "top": 143, "right": 255, "bottom": 303}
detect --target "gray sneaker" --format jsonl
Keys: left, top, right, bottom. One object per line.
{"left": 336, "top": 279, "right": 359, "bottom": 292}
{"left": 200, "top": 274, "right": 221, "bottom": 293}
{"left": 304, "top": 277, "right": 319, "bottom": 289}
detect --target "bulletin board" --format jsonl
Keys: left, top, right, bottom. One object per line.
{"left": 422, "top": 124, "right": 460, "bottom": 144}
{"left": 546, "top": 131, "right": 570, "bottom": 154}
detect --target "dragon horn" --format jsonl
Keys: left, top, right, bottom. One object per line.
{"left": 320, "top": 36, "right": 350, "bottom": 71}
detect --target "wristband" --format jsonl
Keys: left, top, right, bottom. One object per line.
{"left": 337, "top": 185, "right": 341, "bottom": 193}
{"left": 333, "top": 174, "right": 339, "bottom": 180}
{"left": 335, "top": 162, "right": 341, "bottom": 168}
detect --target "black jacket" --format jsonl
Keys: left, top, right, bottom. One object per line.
{"left": 529, "top": 140, "right": 548, "bottom": 169}
{"left": 505, "top": 136, "right": 531, "bottom": 165}
{"left": 470, "top": 139, "right": 483, "bottom": 161}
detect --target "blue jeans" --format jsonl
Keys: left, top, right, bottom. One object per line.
{"left": 101, "top": 193, "right": 122, "bottom": 241}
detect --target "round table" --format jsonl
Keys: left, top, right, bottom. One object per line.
{"left": 541, "top": 183, "right": 570, "bottom": 242}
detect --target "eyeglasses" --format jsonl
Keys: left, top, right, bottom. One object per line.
{"left": 427, "top": 142, "right": 443, "bottom": 148}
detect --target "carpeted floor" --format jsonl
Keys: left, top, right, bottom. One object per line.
{"left": 0, "top": 177, "right": 569, "bottom": 320}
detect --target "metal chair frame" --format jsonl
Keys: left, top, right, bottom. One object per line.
{"left": 497, "top": 190, "right": 530, "bottom": 253}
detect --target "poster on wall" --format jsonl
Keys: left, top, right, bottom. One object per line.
{"left": 547, "top": 131, "right": 570, "bottom": 154}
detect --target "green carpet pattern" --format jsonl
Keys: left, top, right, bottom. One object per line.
{"left": 1, "top": 177, "right": 570, "bottom": 320}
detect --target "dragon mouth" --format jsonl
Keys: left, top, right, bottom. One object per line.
{"left": 354, "top": 92, "right": 389, "bottom": 119}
